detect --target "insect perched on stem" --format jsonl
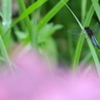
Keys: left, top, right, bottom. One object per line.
{"left": 84, "top": 27, "right": 100, "bottom": 49}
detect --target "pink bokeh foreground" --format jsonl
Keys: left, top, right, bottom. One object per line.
{"left": 0, "top": 49, "right": 100, "bottom": 100}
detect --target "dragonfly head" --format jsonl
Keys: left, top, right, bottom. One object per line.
{"left": 84, "top": 27, "right": 94, "bottom": 36}
{"left": 84, "top": 27, "right": 89, "bottom": 30}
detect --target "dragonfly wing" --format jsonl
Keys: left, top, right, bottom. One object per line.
{"left": 93, "top": 22, "right": 99, "bottom": 33}
{"left": 67, "top": 28, "right": 87, "bottom": 42}
{"left": 68, "top": 28, "right": 84, "bottom": 36}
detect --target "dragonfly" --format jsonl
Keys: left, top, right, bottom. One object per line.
{"left": 68, "top": 23, "right": 100, "bottom": 49}
{"left": 84, "top": 27, "right": 100, "bottom": 49}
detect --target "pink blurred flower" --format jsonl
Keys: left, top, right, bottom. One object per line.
{"left": 0, "top": 49, "right": 100, "bottom": 100}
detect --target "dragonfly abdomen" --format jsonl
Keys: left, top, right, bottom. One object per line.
{"left": 90, "top": 36, "right": 100, "bottom": 49}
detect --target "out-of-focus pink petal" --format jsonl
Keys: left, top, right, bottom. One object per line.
{"left": 14, "top": 49, "right": 54, "bottom": 76}
{"left": 0, "top": 49, "right": 100, "bottom": 100}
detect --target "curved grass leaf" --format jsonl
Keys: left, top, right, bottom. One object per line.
{"left": 37, "top": 0, "right": 69, "bottom": 30}
{"left": 91, "top": 0, "right": 100, "bottom": 21}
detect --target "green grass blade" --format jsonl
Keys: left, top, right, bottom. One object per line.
{"left": 74, "top": 5, "right": 100, "bottom": 75}
{"left": 0, "top": 12, "right": 7, "bottom": 23}
{"left": 0, "top": 36, "right": 13, "bottom": 70}
{"left": 91, "top": 0, "right": 100, "bottom": 21}
{"left": 63, "top": 3, "right": 84, "bottom": 30}
{"left": 2, "top": 0, "right": 12, "bottom": 33}
{"left": 81, "top": 0, "right": 87, "bottom": 22}
{"left": 17, "top": 0, "right": 37, "bottom": 47}
{"left": 83, "top": 6, "right": 94, "bottom": 26}
{"left": 2, "top": 0, "right": 12, "bottom": 47}
{"left": 1, "top": 0, "right": 13, "bottom": 70}
{"left": 37, "top": 0, "right": 69, "bottom": 30}
{"left": 86, "top": 37, "right": 100, "bottom": 76}
{"left": 73, "top": 6, "right": 95, "bottom": 67}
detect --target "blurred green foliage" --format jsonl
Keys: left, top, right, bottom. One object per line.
{"left": 0, "top": 0, "right": 100, "bottom": 70}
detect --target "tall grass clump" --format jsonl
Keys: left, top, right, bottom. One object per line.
{"left": 61, "top": 0, "right": 100, "bottom": 76}
{"left": 0, "top": 0, "right": 99, "bottom": 76}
